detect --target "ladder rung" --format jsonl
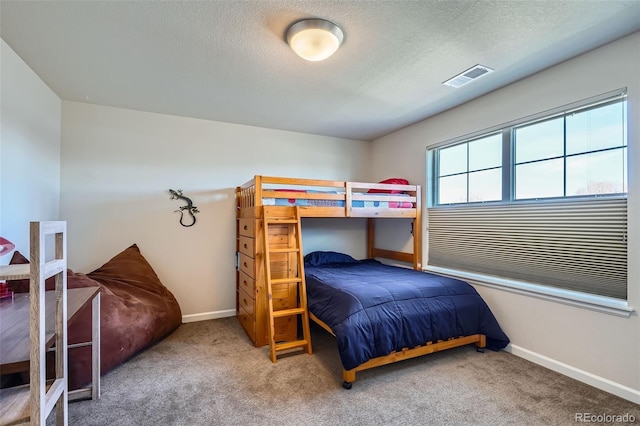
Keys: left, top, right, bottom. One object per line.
{"left": 275, "top": 340, "right": 309, "bottom": 352}
{"left": 271, "top": 277, "right": 302, "bottom": 285}
{"left": 266, "top": 219, "right": 297, "bottom": 224}
{"left": 273, "top": 307, "right": 306, "bottom": 318}
{"left": 269, "top": 248, "right": 300, "bottom": 254}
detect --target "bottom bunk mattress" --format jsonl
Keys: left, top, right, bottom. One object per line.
{"left": 304, "top": 252, "right": 510, "bottom": 371}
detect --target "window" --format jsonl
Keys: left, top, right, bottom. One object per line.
{"left": 437, "top": 133, "right": 502, "bottom": 204}
{"left": 426, "top": 90, "right": 628, "bottom": 303}
{"left": 514, "top": 100, "right": 627, "bottom": 200}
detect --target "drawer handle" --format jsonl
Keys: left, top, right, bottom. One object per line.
{"left": 243, "top": 243, "right": 248, "bottom": 249}
{"left": 243, "top": 225, "right": 248, "bottom": 230}
{"left": 243, "top": 298, "right": 247, "bottom": 305}
{"left": 244, "top": 262, "right": 248, "bottom": 267}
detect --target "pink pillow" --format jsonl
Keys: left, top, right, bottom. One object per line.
{"left": 368, "top": 178, "right": 409, "bottom": 194}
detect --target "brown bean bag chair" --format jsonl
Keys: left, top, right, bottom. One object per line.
{"left": 8, "top": 244, "right": 182, "bottom": 390}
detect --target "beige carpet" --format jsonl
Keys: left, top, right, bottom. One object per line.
{"left": 62, "top": 318, "right": 640, "bottom": 425}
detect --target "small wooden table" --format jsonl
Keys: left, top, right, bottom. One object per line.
{"left": 0, "top": 286, "right": 101, "bottom": 401}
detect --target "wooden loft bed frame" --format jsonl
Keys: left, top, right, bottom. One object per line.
{"left": 235, "top": 175, "right": 485, "bottom": 387}
{"left": 236, "top": 175, "right": 422, "bottom": 270}
{"left": 311, "top": 314, "right": 486, "bottom": 387}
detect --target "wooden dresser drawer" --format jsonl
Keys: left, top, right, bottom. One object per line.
{"left": 272, "top": 282, "right": 298, "bottom": 310}
{"left": 237, "top": 306, "right": 256, "bottom": 341}
{"left": 274, "top": 317, "right": 297, "bottom": 342}
{"left": 238, "top": 236, "right": 255, "bottom": 257}
{"left": 256, "top": 317, "right": 296, "bottom": 347}
{"left": 238, "top": 271, "right": 256, "bottom": 295}
{"left": 238, "top": 286, "right": 255, "bottom": 320}
{"left": 239, "top": 253, "right": 255, "bottom": 278}
{"left": 238, "top": 218, "right": 255, "bottom": 237}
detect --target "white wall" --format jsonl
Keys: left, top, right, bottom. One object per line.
{"left": 371, "top": 32, "right": 640, "bottom": 402}
{"left": 60, "top": 101, "right": 371, "bottom": 320}
{"left": 0, "top": 39, "right": 61, "bottom": 259}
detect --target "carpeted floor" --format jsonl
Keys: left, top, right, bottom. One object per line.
{"left": 62, "top": 318, "right": 639, "bottom": 426}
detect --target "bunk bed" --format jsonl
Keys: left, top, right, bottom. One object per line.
{"left": 236, "top": 175, "right": 422, "bottom": 267}
{"left": 235, "top": 175, "right": 508, "bottom": 388}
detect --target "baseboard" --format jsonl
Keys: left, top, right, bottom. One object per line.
{"left": 181, "top": 309, "right": 236, "bottom": 323}
{"left": 507, "top": 344, "right": 640, "bottom": 404}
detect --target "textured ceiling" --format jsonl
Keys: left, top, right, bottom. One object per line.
{"left": 1, "top": 1, "right": 639, "bottom": 141}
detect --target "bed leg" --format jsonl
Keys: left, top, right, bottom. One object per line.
{"left": 476, "top": 334, "right": 486, "bottom": 353}
{"left": 342, "top": 369, "right": 356, "bottom": 390}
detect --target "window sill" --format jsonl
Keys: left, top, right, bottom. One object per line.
{"left": 424, "top": 266, "right": 635, "bottom": 318}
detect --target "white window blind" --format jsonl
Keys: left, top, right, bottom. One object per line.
{"left": 427, "top": 197, "right": 627, "bottom": 299}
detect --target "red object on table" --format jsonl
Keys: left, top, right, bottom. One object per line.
{"left": 0, "top": 282, "right": 12, "bottom": 300}
{"left": 0, "top": 237, "right": 15, "bottom": 257}
{"left": 0, "top": 237, "right": 15, "bottom": 299}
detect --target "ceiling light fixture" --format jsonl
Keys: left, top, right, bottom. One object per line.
{"left": 286, "top": 19, "right": 344, "bottom": 62}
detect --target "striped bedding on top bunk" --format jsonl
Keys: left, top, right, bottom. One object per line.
{"left": 262, "top": 190, "right": 413, "bottom": 209}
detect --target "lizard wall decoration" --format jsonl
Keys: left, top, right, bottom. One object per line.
{"left": 169, "top": 189, "right": 199, "bottom": 227}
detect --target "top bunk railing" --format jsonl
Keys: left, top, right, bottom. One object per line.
{"left": 236, "top": 175, "right": 420, "bottom": 218}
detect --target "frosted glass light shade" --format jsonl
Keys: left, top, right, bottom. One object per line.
{"left": 287, "top": 19, "right": 344, "bottom": 62}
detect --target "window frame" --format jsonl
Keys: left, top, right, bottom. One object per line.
{"left": 425, "top": 88, "right": 631, "bottom": 317}
{"left": 434, "top": 132, "right": 504, "bottom": 205}
{"left": 427, "top": 88, "right": 628, "bottom": 208}
{"left": 512, "top": 98, "right": 628, "bottom": 201}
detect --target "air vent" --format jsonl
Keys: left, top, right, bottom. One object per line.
{"left": 443, "top": 64, "right": 494, "bottom": 88}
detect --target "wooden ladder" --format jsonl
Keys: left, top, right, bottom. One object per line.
{"left": 262, "top": 206, "right": 312, "bottom": 362}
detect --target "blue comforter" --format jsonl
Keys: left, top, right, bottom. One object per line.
{"left": 305, "top": 259, "right": 510, "bottom": 371}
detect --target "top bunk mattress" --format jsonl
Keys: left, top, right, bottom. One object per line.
{"left": 263, "top": 190, "right": 413, "bottom": 209}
